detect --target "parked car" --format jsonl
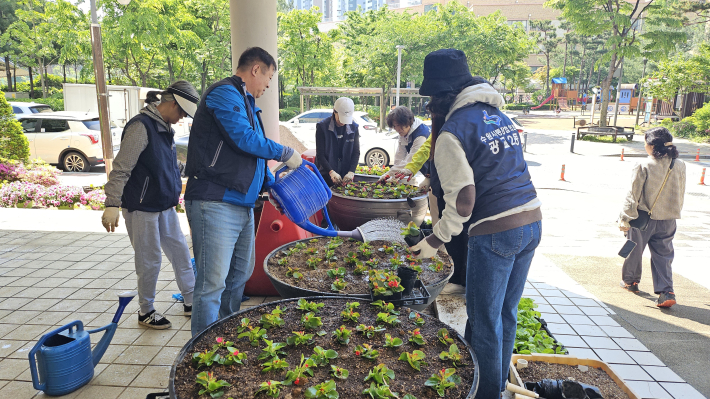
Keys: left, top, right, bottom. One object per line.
{"left": 9, "top": 101, "right": 53, "bottom": 114}
{"left": 15, "top": 111, "right": 122, "bottom": 172}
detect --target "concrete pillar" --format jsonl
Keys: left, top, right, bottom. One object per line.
{"left": 230, "top": 0, "right": 279, "bottom": 143}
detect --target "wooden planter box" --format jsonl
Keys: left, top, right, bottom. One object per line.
{"left": 508, "top": 354, "right": 640, "bottom": 399}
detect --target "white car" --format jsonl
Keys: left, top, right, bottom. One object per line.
{"left": 280, "top": 109, "right": 397, "bottom": 167}
{"left": 16, "top": 111, "right": 118, "bottom": 172}
{"left": 9, "top": 101, "right": 53, "bottom": 114}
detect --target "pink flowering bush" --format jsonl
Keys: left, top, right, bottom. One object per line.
{"left": 0, "top": 181, "right": 46, "bottom": 207}
{"left": 81, "top": 188, "right": 106, "bottom": 210}
{"left": 0, "top": 158, "right": 61, "bottom": 186}
{"left": 177, "top": 194, "right": 186, "bottom": 213}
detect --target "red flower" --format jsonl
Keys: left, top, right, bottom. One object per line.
{"left": 414, "top": 330, "right": 420, "bottom": 335}
{"left": 295, "top": 378, "right": 300, "bottom": 385}
{"left": 267, "top": 381, "right": 271, "bottom": 386}
{"left": 355, "top": 350, "right": 361, "bottom": 355}
{"left": 233, "top": 350, "right": 239, "bottom": 356}
{"left": 216, "top": 337, "right": 224, "bottom": 343}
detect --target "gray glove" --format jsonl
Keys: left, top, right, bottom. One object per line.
{"left": 343, "top": 171, "right": 355, "bottom": 183}
{"left": 102, "top": 207, "right": 120, "bottom": 232}
{"left": 329, "top": 171, "right": 342, "bottom": 184}
{"left": 284, "top": 149, "right": 303, "bottom": 170}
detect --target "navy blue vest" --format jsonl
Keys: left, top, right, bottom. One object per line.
{"left": 185, "top": 76, "right": 267, "bottom": 194}
{"left": 405, "top": 123, "right": 431, "bottom": 176}
{"left": 431, "top": 103, "right": 537, "bottom": 225}
{"left": 121, "top": 114, "right": 181, "bottom": 212}
{"left": 315, "top": 116, "right": 359, "bottom": 181}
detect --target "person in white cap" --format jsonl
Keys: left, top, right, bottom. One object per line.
{"left": 315, "top": 97, "right": 361, "bottom": 186}
{"left": 101, "top": 80, "right": 199, "bottom": 329}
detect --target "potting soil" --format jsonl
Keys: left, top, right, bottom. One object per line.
{"left": 517, "top": 362, "right": 630, "bottom": 399}
{"left": 332, "top": 181, "right": 425, "bottom": 200}
{"left": 173, "top": 298, "right": 476, "bottom": 398}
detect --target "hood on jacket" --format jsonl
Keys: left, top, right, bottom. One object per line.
{"left": 140, "top": 103, "right": 171, "bottom": 131}
{"left": 446, "top": 84, "right": 505, "bottom": 120}
{"left": 399, "top": 117, "right": 423, "bottom": 145}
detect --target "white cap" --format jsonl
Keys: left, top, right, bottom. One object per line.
{"left": 333, "top": 97, "right": 354, "bottom": 124}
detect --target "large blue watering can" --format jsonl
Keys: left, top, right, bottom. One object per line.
{"left": 29, "top": 290, "right": 137, "bottom": 396}
{"left": 269, "top": 159, "right": 363, "bottom": 240}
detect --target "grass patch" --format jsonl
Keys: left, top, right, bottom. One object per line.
{"left": 580, "top": 135, "right": 628, "bottom": 143}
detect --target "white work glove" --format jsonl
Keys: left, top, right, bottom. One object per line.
{"left": 419, "top": 177, "right": 430, "bottom": 191}
{"left": 284, "top": 149, "right": 303, "bottom": 170}
{"left": 102, "top": 207, "right": 120, "bottom": 232}
{"left": 411, "top": 236, "right": 440, "bottom": 259}
{"left": 329, "top": 170, "right": 342, "bottom": 184}
{"left": 268, "top": 193, "right": 284, "bottom": 214}
{"left": 393, "top": 168, "right": 414, "bottom": 182}
{"left": 343, "top": 171, "right": 355, "bottom": 183}
{"left": 377, "top": 171, "right": 392, "bottom": 184}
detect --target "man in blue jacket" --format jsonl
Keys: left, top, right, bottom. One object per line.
{"left": 184, "top": 47, "right": 302, "bottom": 335}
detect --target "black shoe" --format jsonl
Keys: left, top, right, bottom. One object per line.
{"left": 138, "top": 310, "right": 172, "bottom": 329}
{"left": 657, "top": 292, "right": 676, "bottom": 308}
{"left": 620, "top": 281, "right": 639, "bottom": 293}
{"left": 184, "top": 304, "right": 192, "bottom": 317}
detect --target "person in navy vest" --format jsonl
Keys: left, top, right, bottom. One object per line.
{"left": 102, "top": 81, "right": 199, "bottom": 329}
{"left": 411, "top": 49, "right": 542, "bottom": 399}
{"left": 183, "top": 47, "right": 302, "bottom": 336}
{"left": 377, "top": 106, "right": 430, "bottom": 185}
{"left": 315, "top": 97, "right": 360, "bottom": 186}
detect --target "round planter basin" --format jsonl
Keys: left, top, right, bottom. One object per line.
{"left": 327, "top": 192, "right": 428, "bottom": 232}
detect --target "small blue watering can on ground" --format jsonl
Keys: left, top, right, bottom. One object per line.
{"left": 29, "top": 290, "right": 137, "bottom": 396}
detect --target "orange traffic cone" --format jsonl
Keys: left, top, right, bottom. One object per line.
{"left": 696, "top": 149, "right": 701, "bottom": 162}
{"left": 559, "top": 164, "right": 566, "bottom": 181}
{"left": 700, "top": 168, "right": 706, "bottom": 186}
{"left": 620, "top": 148, "right": 625, "bottom": 161}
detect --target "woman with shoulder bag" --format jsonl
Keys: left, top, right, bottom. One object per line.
{"left": 618, "top": 127, "right": 686, "bottom": 308}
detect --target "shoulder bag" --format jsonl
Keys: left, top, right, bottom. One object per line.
{"left": 629, "top": 158, "right": 676, "bottom": 231}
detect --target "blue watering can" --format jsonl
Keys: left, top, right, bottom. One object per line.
{"left": 29, "top": 290, "right": 137, "bottom": 396}
{"left": 269, "top": 159, "right": 364, "bottom": 240}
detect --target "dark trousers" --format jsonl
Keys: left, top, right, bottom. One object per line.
{"left": 622, "top": 219, "right": 676, "bottom": 294}
{"left": 437, "top": 196, "right": 469, "bottom": 286}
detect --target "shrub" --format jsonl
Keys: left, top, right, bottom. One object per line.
{"left": 0, "top": 158, "right": 60, "bottom": 186}
{"left": 690, "top": 101, "right": 710, "bottom": 135}
{"left": 279, "top": 108, "right": 299, "bottom": 121}
{"left": 502, "top": 103, "right": 533, "bottom": 111}
{"left": 668, "top": 118, "right": 698, "bottom": 139}
{"left": 0, "top": 92, "right": 31, "bottom": 161}
{"left": 9, "top": 95, "right": 64, "bottom": 111}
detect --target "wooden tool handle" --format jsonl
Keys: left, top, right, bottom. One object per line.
{"left": 506, "top": 382, "right": 539, "bottom": 398}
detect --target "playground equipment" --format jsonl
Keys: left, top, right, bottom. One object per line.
{"left": 531, "top": 78, "right": 570, "bottom": 110}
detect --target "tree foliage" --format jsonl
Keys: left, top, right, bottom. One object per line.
{"left": 0, "top": 91, "right": 30, "bottom": 161}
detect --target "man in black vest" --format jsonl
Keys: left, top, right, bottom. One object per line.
{"left": 184, "top": 47, "right": 302, "bottom": 335}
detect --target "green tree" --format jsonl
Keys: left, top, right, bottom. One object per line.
{"left": 189, "top": 0, "right": 232, "bottom": 93}
{"left": 530, "top": 20, "right": 561, "bottom": 96}
{"left": 0, "top": 91, "right": 30, "bottom": 161}
{"left": 1, "top": 0, "right": 19, "bottom": 92}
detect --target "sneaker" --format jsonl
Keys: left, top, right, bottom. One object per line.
{"left": 184, "top": 304, "right": 192, "bottom": 317}
{"left": 657, "top": 292, "right": 676, "bottom": 308}
{"left": 138, "top": 310, "right": 172, "bottom": 329}
{"left": 620, "top": 281, "right": 639, "bottom": 293}
{"left": 440, "top": 283, "right": 466, "bottom": 295}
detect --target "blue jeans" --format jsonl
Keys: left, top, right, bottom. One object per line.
{"left": 464, "top": 221, "right": 541, "bottom": 399}
{"left": 185, "top": 200, "right": 255, "bottom": 336}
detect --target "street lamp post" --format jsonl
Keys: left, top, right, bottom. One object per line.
{"left": 635, "top": 58, "right": 648, "bottom": 126}
{"left": 396, "top": 45, "right": 405, "bottom": 107}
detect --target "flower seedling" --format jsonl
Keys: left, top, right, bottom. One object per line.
{"left": 341, "top": 302, "right": 360, "bottom": 322}
{"left": 238, "top": 326, "right": 267, "bottom": 346}
{"left": 358, "top": 248, "right": 374, "bottom": 257}
{"left": 297, "top": 298, "right": 325, "bottom": 313}
{"left": 405, "top": 254, "right": 421, "bottom": 264}
{"left": 437, "top": 328, "right": 455, "bottom": 345}
{"left": 310, "top": 346, "right": 338, "bottom": 366}
{"left": 402, "top": 395, "right": 417, "bottom": 399}
{"left": 365, "top": 258, "right": 379, "bottom": 268}
{"left": 237, "top": 317, "right": 251, "bottom": 333}
{"left": 277, "top": 258, "right": 289, "bottom": 266}
{"left": 353, "top": 262, "right": 368, "bottom": 275}
{"left": 409, "top": 329, "right": 426, "bottom": 345}
{"left": 362, "top": 383, "right": 399, "bottom": 399}
{"left": 213, "top": 336, "right": 233, "bottom": 350}
{"left": 256, "top": 380, "right": 283, "bottom": 398}
{"left": 259, "top": 307, "right": 285, "bottom": 329}
{"left": 325, "top": 249, "right": 337, "bottom": 261}
{"left": 196, "top": 371, "right": 230, "bottom": 398}
{"left": 379, "top": 245, "right": 396, "bottom": 255}
{"left": 261, "top": 357, "right": 289, "bottom": 373}
{"left": 354, "top": 344, "right": 379, "bottom": 360}
{"left": 383, "top": 333, "right": 403, "bottom": 348}
{"left": 284, "top": 354, "right": 315, "bottom": 386}
{"left": 388, "top": 257, "right": 405, "bottom": 268}
{"left": 220, "top": 347, "right": 247, "bottom": 366}
{"left": 301, "top": 312, "right": 323, "bottom": 329}
{"left": 305, "top": 247, "right": 318, "bottom": 255}
{"left": 310, "top": 238, "right": 320, "bottom": 244}
{"left": 287, "top": 247, "right": 300, "bottom": 256}
{"left": 439, "top": 344, "right": 464, "bottom": 367}
{"left": 428, "top": 260, "right": 445, "bottom": 272}
{"left": 409, "top": 312, "right": 425, "bottom": 326}
{"left": 398, "top": 350, "right": 427, "bottom": 371}
{"left": 376, "top": 312, "right": 400, "bottom": 326}
{"left": 425, "top": 368, "right": 461, "bottom": 397}
{"left": 401, "top": 221, "right": 421, "bottom": 238}
{"left": 287, "top": 331, "right": 315, "bottom": 346}
{"left": 331, "top": 278, "right": 347, "bottom": 292}
{"left": 332, "top": 325, "right": 352, "bottom": 344}
{"left": 327, "top": 267, "right": 347, "bottom": 279}
{"left": 369, "top": 270, "right": 404, "bottom": 297}
{"left": 192, "top": 349, "right": 220, "bottom": 368}
{"left": 306, "top": 257, "right": 322, "bottom": 269}
{"left": 364, "top": 363, "right": 395, "bottom": 385}
{"left": 295, "top": 242, "right": 307, "bottom": 250}
{"left": 330, "top": 365, "right": 349, "bottom": 379}
{"left": 286, "top": 267, "right": 304, "bottom": 279}
{"left": 344, "top": 252, "right": 358, "bottom": 265}
{"left": 408, "top": 264, "right": 423, "bottom": 275}
{"left": 356, "top": 324, "right": 386, "bottom": 339}
{"left": 304, "top": 379, "right": 339, "bottom": 399}
{"left": 371, "top": 300, "right": 399, "bottom": 315}
{"left": 257, "top": 339, "right": 287, "bottom": 361}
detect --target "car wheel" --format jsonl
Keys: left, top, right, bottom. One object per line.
{"left": 63, "top": 151, "right": 90, "bottom": 172}
{"left": 365, "top": 148, "right": 389, "bottom": 167}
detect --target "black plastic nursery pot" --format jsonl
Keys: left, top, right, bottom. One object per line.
{"left": 169, "top": 296, "right": 479, "bottom": 399}
{"left": 263, "top": 237, "right": 454, "bottom": 311}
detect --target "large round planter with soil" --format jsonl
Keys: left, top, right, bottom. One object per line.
{"left": 170, "top": 296, "right": 478, "bottom": 399}
{"left": 327, "top": 192, "right": 428, "bottom": 232}
{"left": 263, "top": 237, "right": 454, "bottom": 311}
{"left": 353, "top": 173, "right": 380, "bottom": 183}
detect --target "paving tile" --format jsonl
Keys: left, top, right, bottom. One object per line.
{"left": 26, "top": 268, "right": 60, "bottom": 278}
{"left": 609, "top": 364, "right": 654, "bottom": 381}
{"left": 131, "top": 365, "right": 170, "bottom": 388}
{"left": 19, "top": 298, "right": 59, "bottom": 312}
{"left": 600, "top": 325, "right": 635, "bottom": 338}
{"left": 0, "top": 358, "right": 29, "bottom": 379}
{"left": 149, "top": 346, "right": 181, "bottom": 366}
{"left": 565, "top": 347, "right": 600, "bottom": 360}
{"left": 0, "top": 310, "right": 42, "bottom": 324}
{"left": 642, "top": 366, "right": 684, "bottom": 383}
{"left": 57, "top": 312, "right": 100, "bottom": 327}
{"left": 38, "top": 287, "right": 79, "bottom": 299}
{"left": 561, "top": 314, "right": 595, "bottom": 325}
{"left": 84, "top": 279, "right": 120, "bottom": 289}
{"left": 133, "top": 329, "right": 177, "bottom": 347}
{"left": 545, "top": 322, "right": 576, "bottom": 335}
{"left": 74, "top": 385, "right": 125, "bottom": 399}
{"left": 522, "top": 287, "right": 539, "bottom": 297}
{"left": 96, "top": 344, "right": 128, "bottom": 364}
{"left": 530, "top": 282, "right": 558, "bottom": 290}
{"left": 571, "top": 324, "right": 608, "bottom": 337}
{"left": 0, "top": 323, "right": 20, "bottom": 339}
{"left": 628, "top": 351, "right": 666, "bottom": 366}
{"left": 51, "top": 269, "right": 85, "bottom": 279}
{"left": 0, "top": 297, "right": 32, "bottom": 310}
{"left": 582, "top": 336, "right": 621, "bottom": 350}
{"left": 91, "top": 364, "right": 144, "bottom": 386}
{"left": 65, "top": 288, "right": 107, "bottom": 301}
{"left": 166, "top": 330, "right": 192, "bottom": 347}
{"left": 78, "top": 300, "right": 116, "bottom": 313}
{"left": 59, "top": 253, "right": 91, "bottom": 262}
{"left": 534, "top": 303, "right": 556, "bottom": 314}
{"left": 114, "top": 345, "right": 160, "bottom": 365}
{"left": 33, "top": 278, "right": 70, "bottom": 288}
{"left": 2, "top": 324, "right": 52, "bottom": 341}
{"left": 57, "top": 279, "right": 92, "bottom": 289}
{"left": 552, "top": 334, "right": 588, "bottom": 348}
{"left": 594, "top": 349, "right": 635, "bottom": 364}
{"left": 569, "top": 297, "right": 600, "bottom": 307}
{"left": 659, "top": 382, "right": 705, "bottom": 399}
{"left": 625, "top": 381, "right": 673, "bottom": 399}
{"left": 104, "top": 328, "right": 144, "bottom": 346}
{"left": 0, "top": 286, "right": 25, "bottom": 298}
{"left": 537, "top": 288, "right": 566, "bottom": 297}
{"left": 614, "top": 338, "right": 650, "bottom": 352}
{"left": 0, "top": 340, "right": 29, "bottom": 358}
{"left": 580, "top": 306, "right": 610, "bottom": 316}
{"left": 6, "top": 341, "right": 36, "bottom": 359}
{"left": 545, "top": 296, "right": 574, "bottom": 306}
{"left": 0, "top": 380, "right": 38, "bottom": 399}
{"left": 552, "top": 305, "right": 584, "bottom": 315}
{"left": 539, "top": 313, "right": 565, "bottom": 324}
{"left": 589, "top": 315, "right": 621, "bottom": 327}
{"left": 49, "top": 299, "right": 89, "bottom": 312}
{"left": 117, "top": 388, "right": 163, "bottom": 399}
